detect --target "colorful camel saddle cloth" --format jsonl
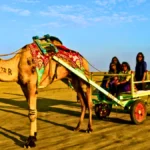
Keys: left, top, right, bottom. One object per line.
{"left": 29, "top": 42, "right": 84, "bottom": 85}
{"left": 54, "top": 45, "right": 84, "bottom": 69}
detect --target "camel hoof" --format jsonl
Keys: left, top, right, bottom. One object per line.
{"left": 73, "top": 127, "right": 80, "bottom": 132}
{"left": 34, "top": 132, "right": 37, "bottom": 141}
{"left": 24, "top": 136, "right": 36, "bottom": 148}
{"left": 86, "top": 128, "right": 93, "bottom": 133}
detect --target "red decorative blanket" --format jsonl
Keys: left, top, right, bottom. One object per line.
{"left": 29, "top": 43, "right": 84, "bottom": 70}
{"left": 29, "top": 43, "right": 50, "bottom": 69}
{"left": 54, "top": 45, "right": 83, "bottom": 69}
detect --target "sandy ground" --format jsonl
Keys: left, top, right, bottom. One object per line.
{"left": 0, "top": 81, "right": 150, "bottom": 150}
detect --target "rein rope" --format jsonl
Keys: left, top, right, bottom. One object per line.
{"left": 0, "top": 49, "right": 22, "bottom": 56}
{"left": 84, "top": 57, "right": 102, "bottom": 72}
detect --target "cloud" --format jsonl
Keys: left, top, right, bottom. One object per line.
{"left": 19, "top": 10, "right": 30, "bottom": 16}
{"left": 95, "top": 0, "right": 147, "bottom": 7}
{"left": 39, "top": 3, "right": 148, "bottom": 27}
{"left": 40, "top": 5, "right": 90, "bottom": 26}
{"left": 0, "top": 5, "right": 31, "bottom": 16}
{"left": 89, "top": 13, "right": 148, "bottom": 23}
{"left": 95, "top": 0, "right": 117, "bottom": 6}
{"left": 15, "top": 0, "right": 40, "bottom": 3}
{"left": 127, "top": 0, "right": 147, "bottom": 7}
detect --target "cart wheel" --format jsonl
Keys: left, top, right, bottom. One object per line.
{"left": 130, "top": 100, "right": 147, "bottom": 124}
{"left": 95, "top": 103, "right": 112, "bottom": 119}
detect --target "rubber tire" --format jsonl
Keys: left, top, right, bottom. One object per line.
{"left": 95, "top": 103, "right": 112, "bottom": 119}
{"left": 130, "top": 100, "right": 147, "bottom": 124}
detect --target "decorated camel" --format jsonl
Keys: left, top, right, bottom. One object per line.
{"left": 0, "top": 35, "right": 93, "bottom": 148}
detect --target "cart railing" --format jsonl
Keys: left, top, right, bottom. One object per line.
{"left": 91, "top": 71, "right": 150, "bottom": 98}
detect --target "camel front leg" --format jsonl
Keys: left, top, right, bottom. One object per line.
{"left": 24, "top": 80, "right": 38, "bottom": 148}
{"left": 20, "top": 83, "right": 38, "bottom": 141}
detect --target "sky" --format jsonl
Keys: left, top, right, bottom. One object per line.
{"left": 0, "top": 0, "right": 150, "bottom": 71}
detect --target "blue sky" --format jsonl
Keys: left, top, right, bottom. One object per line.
{"left": 0, "top": 0, "right": 150, "bottom": 71}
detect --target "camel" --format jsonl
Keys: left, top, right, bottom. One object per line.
{"left": 0, "top": 36, "right": 93, "bottom": 148}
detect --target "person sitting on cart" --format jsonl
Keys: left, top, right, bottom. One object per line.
{"left": 114, "top": 62, "right": 132, "bottom": 96}
{"left": 105, "top": 62, "right": 120, "bottom": 95}
{"left": 101, "top": 57, "right": 120, "bottom": 88}
{"left": 110, "top": 56, "right": 122, "bottom": 73}
{"left": 135, "top": 52, "right": 147, "bottom": 90}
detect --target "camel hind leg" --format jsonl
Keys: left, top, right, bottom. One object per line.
{"left": 74, "top": 87, "right": 87, "bottom": 131}
{"left": 81, "top": 58, "right": 93, "bottom": 132}
{"left": 72, "top": 77, "right": 93, "bottom": 132}
{"left": 80, "top": 80, "right": 93, "bottom": 132}
{"left": 70, "top": 77, "right": 86, "bottom": 131}
{"left": 85, "top": 84, "right": 93, "bottom": 132}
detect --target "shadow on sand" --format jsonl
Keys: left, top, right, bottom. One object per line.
{"left": 0, "top": 94, "right": 136, "bottom": 125}
{"left": 100, "top": 117, "right": 132, "bottom": 124}
{"left": 0, "top": 127, "right": 26, "bottom": 148}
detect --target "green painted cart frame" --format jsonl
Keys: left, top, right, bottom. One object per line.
{"left": 90, "top": 71, "right": 150, "bottom": 124}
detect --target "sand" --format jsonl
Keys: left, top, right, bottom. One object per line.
{"left": 0, "top": 81, "right": 150, "bottom": 150}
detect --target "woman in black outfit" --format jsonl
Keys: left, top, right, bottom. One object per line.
{"left": 135, "top": 52, "right": 147, "bottom": 90}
